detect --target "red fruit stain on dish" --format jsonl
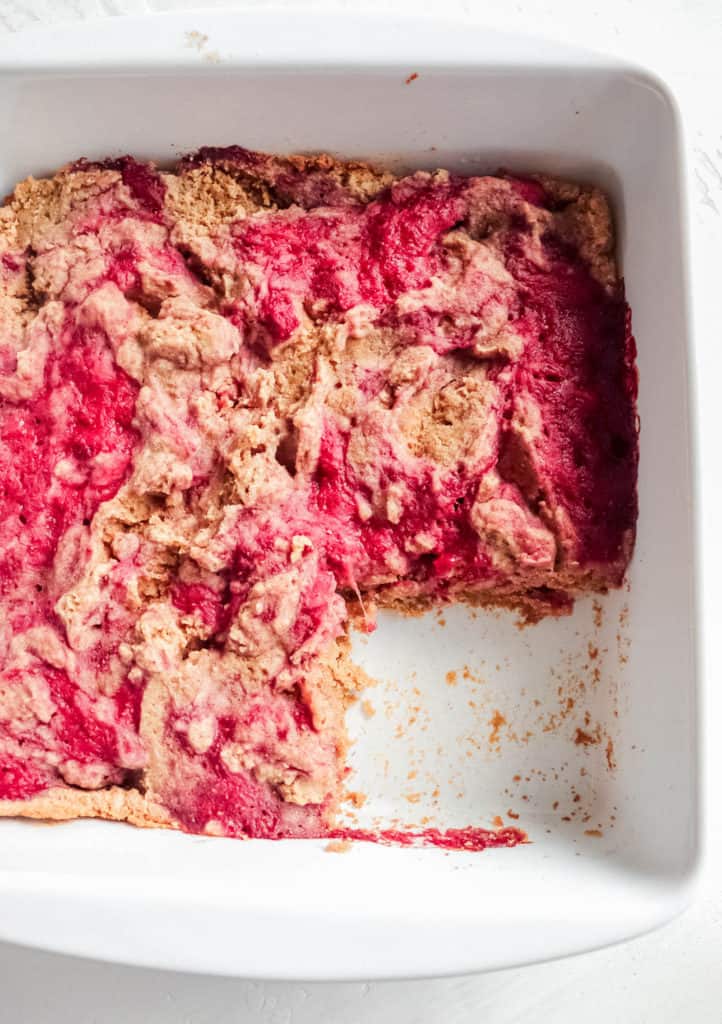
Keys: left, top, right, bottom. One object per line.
{"left": 326, "top": 825, "right": 527, "bottom": 851}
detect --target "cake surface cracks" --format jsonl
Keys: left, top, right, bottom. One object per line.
{"left": 0, "top": 149, "right": 637, "bottom": 842}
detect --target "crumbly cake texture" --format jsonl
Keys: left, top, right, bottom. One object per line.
{"left": 0, "top": 148, "right": 637, "bottom": 840}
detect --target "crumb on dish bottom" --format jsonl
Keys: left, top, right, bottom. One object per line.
{"left": 0, "top": 148, "right": 637, "bottom": 846}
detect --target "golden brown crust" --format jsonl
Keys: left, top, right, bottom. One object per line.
{"left": 181, "top": 148, "right": 394, "bottom": 208}
{"left": 0, "top": 785, "right": 171, "bottom": 829}
{"left": 534, "top": 175, "right": 618, "bottom": 289}
{"left": 371, "top": 567, "right": 619, "bottom": 625}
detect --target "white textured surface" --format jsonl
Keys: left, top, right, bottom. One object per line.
{"left": 1, "top": 0, "right": 721, "bottom": 1019}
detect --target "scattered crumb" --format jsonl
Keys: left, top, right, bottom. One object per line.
{"left": 346, "top": 791, "right": 367, "bottom": 808}
{"left": 185, "top": 30, "right": 208, "bottom": 49}
{"left": 507, "top": 809, "right": 520, "bottom": 820}
{"left": 574, "top": 725, "right": 601, "bottom": 746}
{"left": 445, "top": 670, "right": 457, "bottom": 686}
{"left": 185, "top": 29, "right": 220, "bottom": 63}
{"left": 584, "top": 829, "right": 603, "bottom": 838}
{"left": 592, "top": 600, "right": 603, "bottom": 629}
{"left": 605, "top": 737, "right": 616, "bottom": 771}
{"left": 488, "top": 709, "right": 506, "bottom": 746}
{"left": 492, "top": 815, "right": 504, "bottom": 828}
{"left": 361, "top": 699, "right": 376, "bottom": 718}
{"left": 404, "top": 792, "right": 421, "bottom": 804}
{"left": 325, "top": 840, "right": 353, "bottom": 853}
{"left": 405, "top": 72, "right": 419, "bottom": 84}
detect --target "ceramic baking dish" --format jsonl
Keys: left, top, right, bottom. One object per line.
{"left": 0, "top": 10, "right": 700, "bottom": 979}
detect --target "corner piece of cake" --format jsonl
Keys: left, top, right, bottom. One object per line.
{"left": 0, "top": 147, "right": 637, "bottom": 841}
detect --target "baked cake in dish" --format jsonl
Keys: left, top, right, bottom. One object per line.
{"left": 0, "top": 148, "right": 637, "bottom": 843}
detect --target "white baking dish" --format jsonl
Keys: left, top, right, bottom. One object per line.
{"left": 0, "top": 10, "right": 700, "bottom": 979}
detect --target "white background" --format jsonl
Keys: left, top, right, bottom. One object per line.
{"left": 1, "top": 1, "right": 721, "bottom": 1020}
